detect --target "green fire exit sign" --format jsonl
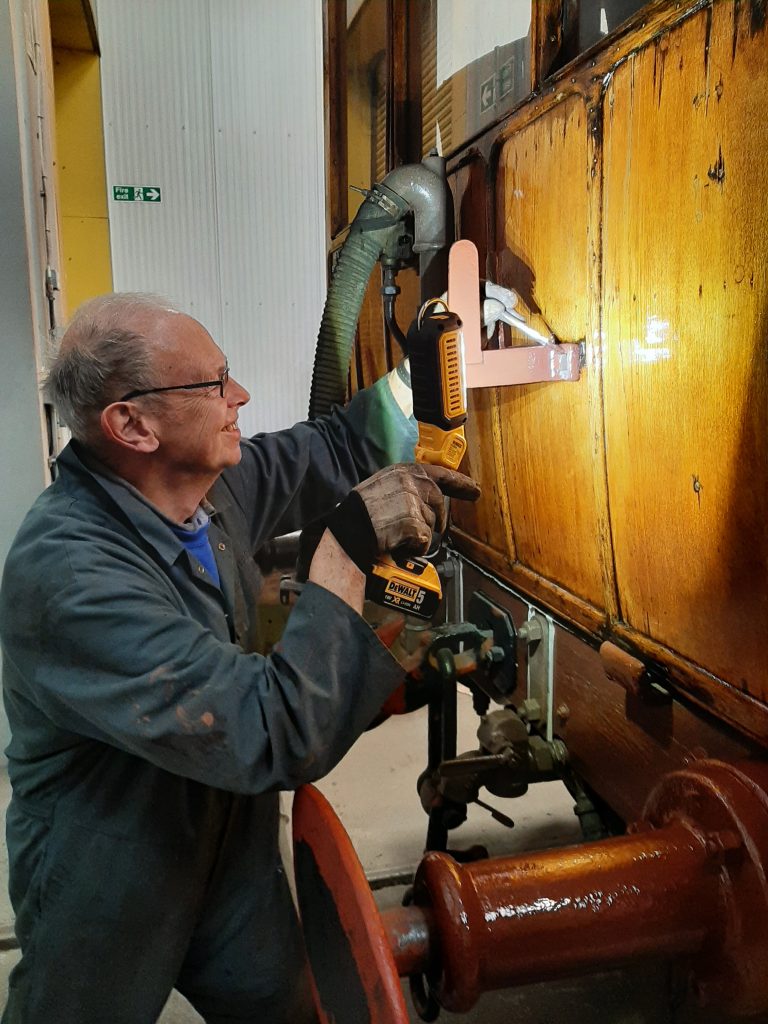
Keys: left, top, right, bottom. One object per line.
{"left": 112, "top": 186, "right": 162, "bottom": 202}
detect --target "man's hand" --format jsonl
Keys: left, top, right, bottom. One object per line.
{"left": 297, "top": 462, "right": 480, "bottom": 593}
{"left": 354, "top": 462, "right": 480, "bottom": 555}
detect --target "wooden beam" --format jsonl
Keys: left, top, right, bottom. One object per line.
{"left": 323, "top": 0, "right": 347, "bottom": 239}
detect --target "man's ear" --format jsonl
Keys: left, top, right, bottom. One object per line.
{"left": 100, "top": 403, "right": 160, "bottom": 454}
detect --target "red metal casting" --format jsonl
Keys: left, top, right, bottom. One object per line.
{"left": 295, "top": 761, "right": 768, "bottom": 1021}
{"left": 409, "top": 821, "right": 719, "bottom": 1011}
{"left": 292, "top": 785, "right": 409, "bottom": 1024}
{"left": 643, "top": 759, "right": 768, "bottom": 1015}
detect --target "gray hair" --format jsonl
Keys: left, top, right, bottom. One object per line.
{"left": 44, "top": 292, "right": 178, "bottom": 445}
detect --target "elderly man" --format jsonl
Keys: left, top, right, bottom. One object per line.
{"left": 0, "top": 293, "right": 479, "bottom": 1024}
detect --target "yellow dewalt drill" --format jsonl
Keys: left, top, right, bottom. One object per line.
{"left": 365, "top": 299, "right": 467, "bottom": 619}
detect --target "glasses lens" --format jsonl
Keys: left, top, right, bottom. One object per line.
{"left": 220, "top": 367, "right": 230, "bottom": 398}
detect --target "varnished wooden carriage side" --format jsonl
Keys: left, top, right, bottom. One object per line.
{"left": 339, "top": 2, "right": 767, "bottom": 776}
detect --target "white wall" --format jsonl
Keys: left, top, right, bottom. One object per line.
{"left": 97, "top": 0, "right": 327, "bottom": 435}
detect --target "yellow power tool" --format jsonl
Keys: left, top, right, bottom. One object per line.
{"left": 366, "top": 299, "right": 467, "bottom": 619}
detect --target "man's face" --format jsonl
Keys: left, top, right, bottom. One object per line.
{"left": 144, "top": 313, "right": 251, "bottom": 478}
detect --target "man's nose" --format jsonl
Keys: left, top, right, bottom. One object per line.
{"left": 227, "top": 375, "right": 250, "bottom": 406}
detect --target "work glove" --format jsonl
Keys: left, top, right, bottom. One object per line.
{"left": 296, "top": 463, "right": 480, "bottom": 579}
{"left": 354, "top": 462, "right": 479, "bottom": 555}
{"left": 482, "top": 280, "right": 522, "bottom": 342}
{"left": 437, "top": 279, "right": 522, "bottom": 343}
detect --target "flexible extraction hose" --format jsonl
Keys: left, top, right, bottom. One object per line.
{"left": 308, "top": 187, "right": 406, "bottom": 418}
{"left": 308, "top": 156, "right": 452, "bottom": 419}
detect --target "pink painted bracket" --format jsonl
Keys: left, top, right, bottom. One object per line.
{"left": 448, "top": 240, "right": 581, "bottom": 387}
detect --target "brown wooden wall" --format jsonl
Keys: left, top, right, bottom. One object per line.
{"left": 345, "top": 0, "right": 768, "bottom": 748}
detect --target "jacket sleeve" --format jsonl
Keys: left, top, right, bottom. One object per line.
{"left": 223, "top": 372, "right": 417, "bottom": 552}
{"left": 8, "top": 552, "right": 402, "bottom": 795}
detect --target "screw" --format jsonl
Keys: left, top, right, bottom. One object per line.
{"left": 556, "top": 703, "right": 570, "bottom": 723}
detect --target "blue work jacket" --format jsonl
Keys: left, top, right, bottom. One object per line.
{"left": 0, "top": 378, "right": 416, "bottom": 1021}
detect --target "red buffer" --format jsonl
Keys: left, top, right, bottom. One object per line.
{"left": 293, "top": 760, "right": 768, "bottom": 1021}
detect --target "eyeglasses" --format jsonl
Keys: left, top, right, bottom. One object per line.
{"left": 120, "top": 364, "right": 230, "bottom": 402}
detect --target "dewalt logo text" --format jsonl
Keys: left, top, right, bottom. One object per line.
{"left": 385, "top": 580, "right": 421, "bottom": 601}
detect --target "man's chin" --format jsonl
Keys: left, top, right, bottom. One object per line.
{"left": 223, "top": 444, "right": 243, "bottom": 467}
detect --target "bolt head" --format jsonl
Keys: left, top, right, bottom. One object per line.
{"left": 518, "top": 698, "right": 542, "bottom": 723}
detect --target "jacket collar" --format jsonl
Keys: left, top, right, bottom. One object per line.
{"left": 57, "top": 442, "right": 218, "bottom": 569}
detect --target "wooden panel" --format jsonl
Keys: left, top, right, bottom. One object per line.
{"left": 493, "top": 96, "right": 605, "bottom": 608}
{"left": 530, "top": 0, "right": 565, "bottom": 88}
{"left": 454, "top": 388, "right": 515, "bottom": 558}
{"left": 355, "top": 263, "right": 389, "bottom": 390}
{"left": 450, "top": 159, "right": 514, "bottom": 556}
{"left": 602, "top": 3, "right": 768, "bottom": 703}
{"left": 554, "top": 627, "right": 762, "bottom": 820}
{"left": 328, "top": 0, "right": 768, "bottom": 744}
{"left": 451, "top": 158, "right": 488, "bottom": 259}
{"left": 345, "top": 0, "right": 387, "bottom": 221}
{"left": 324, "top": 0, "right": 347, "bottom": 237}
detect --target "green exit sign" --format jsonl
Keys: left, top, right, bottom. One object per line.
{"left": 112, "top": 185, "right": 162, "bottom": 203}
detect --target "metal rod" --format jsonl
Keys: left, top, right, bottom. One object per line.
{"left": 381, "top": 905, "right": 434, "bottom": 978}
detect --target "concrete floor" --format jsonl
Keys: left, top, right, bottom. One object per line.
{"left": 0, "top": 693, "right": 754, "bottom": 1022}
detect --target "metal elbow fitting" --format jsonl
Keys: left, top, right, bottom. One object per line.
{"left": 380, "top": 155, "right": 452, "bottom": 254}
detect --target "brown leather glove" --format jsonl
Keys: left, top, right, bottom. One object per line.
{"left": 353, "top": 462, "right": 480, "bottom": 555}
{"left": 296, "top": 463, "right": 480, "bottom": 580}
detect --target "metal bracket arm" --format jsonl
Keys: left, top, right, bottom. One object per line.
{"left": 448, "top": 239, "right": 581, "bottom": 387}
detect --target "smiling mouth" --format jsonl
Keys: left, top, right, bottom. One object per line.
{"left": 223, "top": 422, "right": 239, "bottom": 433}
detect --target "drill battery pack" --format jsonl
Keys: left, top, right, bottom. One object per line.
{"left": 366, "top": 553, "right": 441, "bottom": 619}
